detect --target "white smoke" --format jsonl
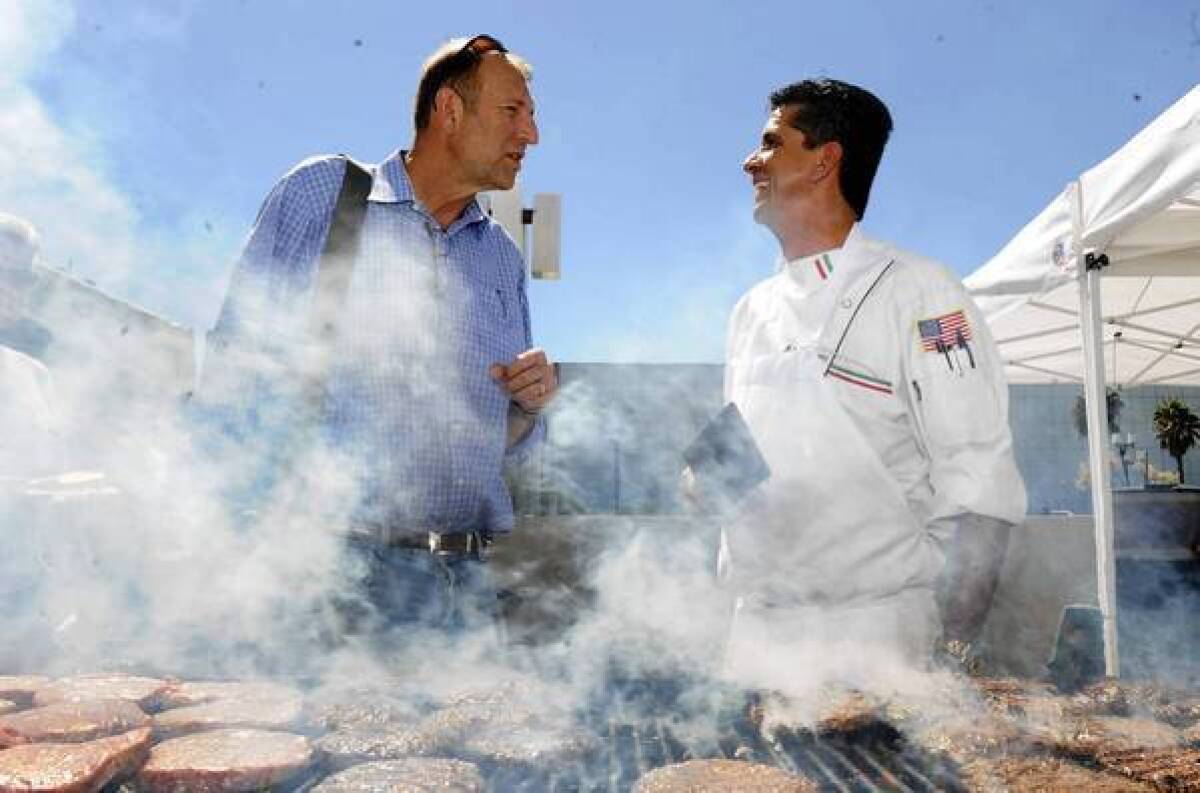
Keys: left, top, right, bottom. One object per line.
{"left": 0, "top": 0, "right": 232, "bottom": 330}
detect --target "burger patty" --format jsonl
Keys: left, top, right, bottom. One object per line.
{"left": 135, "top": 728, "right": 313, "bottom": 793}
{"left": 1080, "top": 680, "right": 1200, "bottom": 727}
{"left": 0, "top": 726, "right": 151, "bottom": 793}
{"left": 0, "top": 676, "right": 50, "bottom": 709}
{"left": 32, "top": 674, "right": 167, "bottom": 710}
{"left": 152, "top": 691, "right": 303, "bottom": 738}
{"left": 304, "top": 687, "right": 424, "bottom": 732}
{"left": 310, "top": 758, "right": 484, "bottom": 792}
{"left": 0, "top": 699, "right": 148, "bottom": 746}
{"left": 750, "top": 687, "right": 884, "bottom": 736}
{"left": 418, "top": 701, "right": 597, "bottom": 764}
{"left": 632, "top": 758, "right": 817, "bottom": 792}
{"left": 314, "top": 725, "right": 441, "bottom": 769}
{"left": 1094, "top": 746, "right": 1200, "bottom": 792}
{"left": 460, "top": 724, "right": 599, "bottom": 765}
{"left": 904, "top": 711, "right": 1031, "bottom": 764}
{"left": 1038, "top": 715, "right": 1184, "bottom": 758}
{"left": 959, "top": 755, "right": 1155, "bottom": 792}
{"left": 157, "top": 679, "right": 300, "bottom": 710}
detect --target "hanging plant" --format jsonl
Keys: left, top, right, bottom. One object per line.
{"left": 1152, "top": 398, "right": 1200, "bottom": 485}
{"left": 1072, "top": 388, "right": 1123, "bottom": 439}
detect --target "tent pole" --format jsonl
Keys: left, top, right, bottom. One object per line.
{"left": 1078, "top": 253, "right": 1120, "bottom": 677}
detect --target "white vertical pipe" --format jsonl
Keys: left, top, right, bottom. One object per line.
{"left": 1073, "top": 181, "right": 1120, "bottom": 677}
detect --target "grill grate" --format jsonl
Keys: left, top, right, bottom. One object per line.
{"left": 282, "top": 718, "right": 965, "bottom": 792}
{"left": 105, "top": 721, "right": 960, "bottom": 793}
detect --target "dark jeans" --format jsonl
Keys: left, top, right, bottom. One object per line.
{"left": 335, "top": 536, "right": 501, "bottom": 651}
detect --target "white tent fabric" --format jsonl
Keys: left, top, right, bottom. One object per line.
{"left": 967, "top": 85, "right": 1200, "bottom": 386}
{"left": 964, "top": 84, "right": 1200, "bottom": 677}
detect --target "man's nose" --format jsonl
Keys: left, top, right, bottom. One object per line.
{"left": 520, "top": 113, "right": 539, "bottom": 146}
{"left": 742, "top": 151, "right": 760, "bottom": 173}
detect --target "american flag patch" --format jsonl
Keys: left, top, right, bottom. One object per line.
{"left": 918, "top": 310, "right": 971, "bottom": 352}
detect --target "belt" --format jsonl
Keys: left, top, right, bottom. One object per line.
{"left": 349, "top": 525, "right": 493, "bottom": 556}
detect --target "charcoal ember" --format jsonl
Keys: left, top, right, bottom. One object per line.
{"left": 632, "top": 758, "right": 817, "bottom": 792}
{"left": 1095, "top": 746, "right": 1200, "bottom": 792}
{"left": 310, "top": 758, "right": 484, "bottom": 792}
{"left": 304, "top": 687, "right": 423, "bottom": 732}
{"left": 959, "top": 755, "right": 1155, "bottom": 792}
{"left": 153, "top": 690, "right": 303, "bottom": 737}
{"left": 0, "top": 699, "right": 149, "bottom": 745}
{"left": 157, "top": 680, "right": 300, "bottom": 710}
{"left": 0, "top": 726, "right": 152, "bottom": 793}
{"left": 0, "top": 676, "right": 49, "bottom": 708}
{"left": 32, "top": 674, "right": 168, "bottom": 710}
{"left": 0, "top": 701, "right": 16, "bottom": 717}
{"left": 1039, "top": 715, "right": 1185, "bottom": 758}
{"left": 136, "top": 728, "right": 313, "bottom": 793}
{"left": 315, "top": 726, "right": 441, "bottom": 769}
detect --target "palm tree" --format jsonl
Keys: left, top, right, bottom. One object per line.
{"left": 1152, "top": 398, "right": 1200, "bottom": 485}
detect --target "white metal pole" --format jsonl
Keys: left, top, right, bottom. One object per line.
{"left": 1073, "top": 181, "right": 1120, "bottom": 677}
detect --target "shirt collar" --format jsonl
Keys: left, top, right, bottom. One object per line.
{"left": 371, "top": 149, "right": 488, "bottom": 230}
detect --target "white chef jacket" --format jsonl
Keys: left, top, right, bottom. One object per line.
{"left": 0, "top": 344, "right": 59, "bottom": 477}
{"left": 725, "top": 225, "right": 1026, "bottom": 560}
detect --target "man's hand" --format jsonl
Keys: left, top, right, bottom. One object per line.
{"left": 490, "top": 347, "right": 557, "bottom": 415}
{"left": 935, "top": 513, "right": 1012, "bottom": 651}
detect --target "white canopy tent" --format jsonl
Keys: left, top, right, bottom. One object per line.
{"left": 966, "top": 85, "right": 1200, "bottom": 676}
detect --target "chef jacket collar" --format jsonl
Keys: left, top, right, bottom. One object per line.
{"left": 778, "top": 223, "right": 868, "bottom": 294}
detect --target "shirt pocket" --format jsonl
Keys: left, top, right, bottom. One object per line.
{"left": 490, "top": 286, "right": 515, "bottom": 325}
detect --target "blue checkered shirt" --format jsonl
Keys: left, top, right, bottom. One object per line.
{"left": 203, "top": 150, "right": 543, "bottom": 533}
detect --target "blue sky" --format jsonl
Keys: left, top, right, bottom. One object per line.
{"left": 4, "top": 0, "right": 1197, "bottom": 362}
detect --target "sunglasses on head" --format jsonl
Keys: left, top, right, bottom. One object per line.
{"left": 431, "top": 34, "right": 508, "bottom": 95}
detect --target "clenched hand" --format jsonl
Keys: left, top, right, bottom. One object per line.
{"left": 490, "top": 347, "right": 557, "bottom": 414}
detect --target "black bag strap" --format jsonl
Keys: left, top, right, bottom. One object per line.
{"left": 310, "top": 156, "right": 372, "bottom": 343}
{"left": 295, "top": 156, "right": 371, "bottom": 429}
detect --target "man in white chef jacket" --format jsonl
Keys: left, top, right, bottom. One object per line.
{"left": 721, "top": 79, "right": 1026, "bottom": 690}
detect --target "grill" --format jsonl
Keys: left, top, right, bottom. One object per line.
{"left": 281, "top": 714, "right": 965, "bottom": 792}
{"left": 481, "top": 719, "right": 965, "bottom": 793}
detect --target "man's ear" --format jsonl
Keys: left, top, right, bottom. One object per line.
{"left": 434, "top": 85, "right": 464, "bottom": 132}
{"left": 817, "top": 140, "right": 844, "bottom": 181}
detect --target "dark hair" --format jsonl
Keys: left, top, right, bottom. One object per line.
{"left": 412, "top": 35, "right": 530, "bottom": 132}
{"left": 769, "top": 79, "right": 892, "bottom": 219}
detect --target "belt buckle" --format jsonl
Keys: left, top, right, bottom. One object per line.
{"left": 428, "top": 531, "right": 483, "bottom": 556}
{"left": 428, "top": 531, "right": 464, "bottom": 555}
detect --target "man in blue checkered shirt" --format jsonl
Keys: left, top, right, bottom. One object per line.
{"left": 200, "top": 35, "right": 556, "bottom": 648}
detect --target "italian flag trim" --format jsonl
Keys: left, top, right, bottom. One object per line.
{"left": 813, "top": 253, "right": 835, "bottom": 280}
{"left": 828, "top": 362, "right": 893, "bottom": 395}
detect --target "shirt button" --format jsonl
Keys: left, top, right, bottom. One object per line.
{"left": 841, "top": 298, "right": 853, "bottom": 309}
